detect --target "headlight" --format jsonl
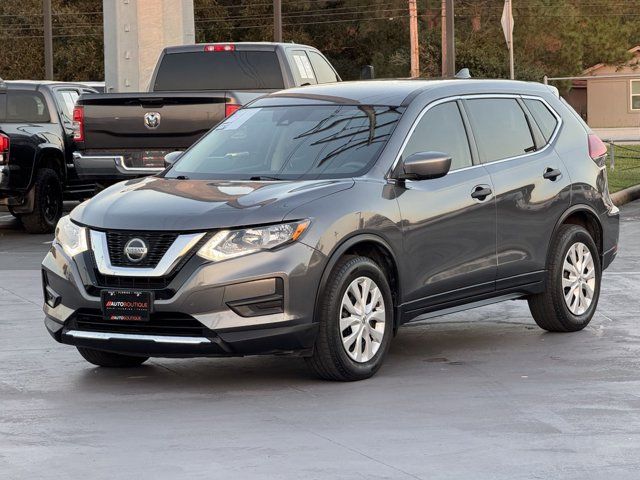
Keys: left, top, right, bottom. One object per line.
{"left": 197, "top": 220, "right": 310, "bottom": 262}
{"left": 54, "top": 215, "right": 88, "bottom": 257}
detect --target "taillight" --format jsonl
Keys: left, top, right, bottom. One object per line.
{"left": 225, "top": 103, "right": 241, "bottom": 117}
{"left": 588, "top": 134, "right": 608, "bottom": 161}
{"left": 0, "top": 133, "right": 9, "bottom": 165}
{"left": 72, "top": 106, "right": 85, "bottom": 142}
{"left": 204, "top": 44, "right": 235, "bottom": 52}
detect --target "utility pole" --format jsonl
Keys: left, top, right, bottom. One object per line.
{"left": 441, "top": 0, "right": 455, "bottom": 77}
{"left": 43, "top": 0, "right": 53, "bottom": 80}
{"left": 274, "top": 0, "right": 282, "bottom": 42}
{"left": 409, "top": 0, "right": 419, "bottom": 78}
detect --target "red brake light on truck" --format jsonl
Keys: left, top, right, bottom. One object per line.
{"left": 72, "top": 106, "right": 85, "bottom": 142}
{"left": 0, "top": 133, "right": 9, "bottom": 165}
{"left": 204, "top": 44, "right": 235, "bottom": 52}
{"left": 225, "top": 103, "right": 241, "bottom": 117}
{"left": 588, "top": 134, "right": 608, "bottom": 161}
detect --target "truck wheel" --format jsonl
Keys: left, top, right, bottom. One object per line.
{"left": 7, "top": 206, "right": 21, "bottom": 219}
{"left": 305, "top": 256, "right": 393, "bottom": 381}
{"left": 77, "top": 347, "right": 149, "bottom": 368}
{"left": 21, "top": 168, "right": 63, "bottom": 234}
{"left": 528, "top": 224, "right": 601, "bottom": 332}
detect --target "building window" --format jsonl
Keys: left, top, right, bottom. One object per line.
{"left": 631, "top": 80, "right": 640, "bottom": 110}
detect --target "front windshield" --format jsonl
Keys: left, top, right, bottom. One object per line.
{"left": 166, "top": 105, "right": 403, "bottom": 180}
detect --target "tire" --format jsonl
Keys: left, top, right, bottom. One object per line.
{"left": 528, "top": 224, "right": 601, "bottom": 332}
{"left": 7, "top": 206, "right": 21, "bottom": 219}
{"left": 77, "top": 347, "right": 149, "bottom": 368}
{"left": 306, "top": 256, "right": 394, "bottom": 381}
{"left": 21, "top": 168, "right": 63, "bottom": 234}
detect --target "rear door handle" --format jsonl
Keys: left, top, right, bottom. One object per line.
{"left": 543, "top": 168, "right": 562, "bottom": 181}
{"left": 471, "top": 186, "right": 492, "bottom": 201}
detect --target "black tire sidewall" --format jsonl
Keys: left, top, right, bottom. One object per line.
{"left": 37, "top": 169, "right": 62, "bottom": 228}
{"left": 553, "top": 227, "right": 601, "bottom": 327}
{"left": 323, "top": 257, "right": 394, "bottom": 378}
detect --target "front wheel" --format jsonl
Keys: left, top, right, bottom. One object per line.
{"left": 528, "top": 224, "right": 601, "bottom": 332}
{"left": 77, "top": 347, "right": 149, "bottom": 368}
{"left": 305, "top": 256, "right": 394, "bottom": 381}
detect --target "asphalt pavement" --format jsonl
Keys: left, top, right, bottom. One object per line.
{"left": 1, "top": 201, "right": 639, "bottom": 480}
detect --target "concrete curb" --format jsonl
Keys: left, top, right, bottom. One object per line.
{"left": 611, "top": 184, "right": 640, "bottom": 206}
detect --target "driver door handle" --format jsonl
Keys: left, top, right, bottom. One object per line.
{"left": 471, "top": 186, "right": 492, "bottom": 201}
{"left": 543, "top": 167, "right": 562, "bottom": 181}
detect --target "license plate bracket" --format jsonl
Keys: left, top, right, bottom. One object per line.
{"left": 101, "top": 290, "right": 152, "bottom": 322}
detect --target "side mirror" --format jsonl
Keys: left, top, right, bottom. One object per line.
{"left": 360, "top": 65, "right": 375, "bottom": 80}
{"left": 164, "top": 151, "right": 182, "bottom": 166}
{"left": 400, "top": 151, "right": 452, "bottom": 180}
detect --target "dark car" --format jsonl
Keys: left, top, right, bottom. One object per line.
{"left": 42, "top": 80, "right": 619, "bottom": 381}
{"left": 72, "top": 42, "right": 341, "bottom": 186}
{"left": 0, "top": 81, "right": 97, "bottom": 233}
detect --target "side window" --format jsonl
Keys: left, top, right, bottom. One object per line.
{"left": 524, "top": 98, "right": 558, "bottom": 142}
{"left": 307, "top": 51, "right": 339, "bottom": 84}
{"left": 5, "top": 91, "right": 50, "bottom": 123}
{"left": 289, "top": 50, "right": 317, "bottom": 86}
{"left": 465, "top": 98, "right": 535, "bottom": 162}
{"left": 403, "top": 101, "right": 472, "bottom": 171}
{"left": 55, "top": 90, "right": 79, "bottom": 122}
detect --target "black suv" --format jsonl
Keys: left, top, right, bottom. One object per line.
{"left": 42, "top": 80, "right": 619, "bottom": 381}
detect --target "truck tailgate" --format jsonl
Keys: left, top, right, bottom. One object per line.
{"left": 78, "top": 92, "right": 227, "bottom": 150}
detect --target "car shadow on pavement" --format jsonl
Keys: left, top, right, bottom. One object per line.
{"left": 70, "top": 317, "right": 571, "bottom": 392}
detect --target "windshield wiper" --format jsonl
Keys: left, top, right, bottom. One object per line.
{"left": 249, "top": 175, "right": 281, "bottom": 181}
{"left": 175, "top": 175, "right": 189, "bottom": 180}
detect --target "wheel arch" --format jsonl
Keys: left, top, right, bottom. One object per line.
{"left": 313, "top": 233, "right": 402, "bottom": 328}
{"left": 35, "top": 146, "right": 66, "bottom": 182}
{"left": 553, "top": 204, "right": 604, "bottom": 257}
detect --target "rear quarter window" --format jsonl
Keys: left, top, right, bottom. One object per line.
{"left": 153, "top": 51, "right": 285, "bottom": 91}
{"left": 524, "top": 98, "right": 559, "bottom": 142}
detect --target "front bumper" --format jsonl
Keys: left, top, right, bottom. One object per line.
{"left": 43, "top": 239, "right": 326, "bottom": 358}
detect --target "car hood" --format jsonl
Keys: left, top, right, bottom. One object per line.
{"left": 71, "top": 176, "right": 355, "bottom": 231}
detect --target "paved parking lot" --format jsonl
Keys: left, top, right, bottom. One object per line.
{"left": 1, "top": 201, "right": 639, "bottom": 480}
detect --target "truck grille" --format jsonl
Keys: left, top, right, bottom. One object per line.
{"left": 106, "top": 231, "right": 179, "bottom": 267}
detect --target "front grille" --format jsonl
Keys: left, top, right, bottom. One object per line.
{"left": 89, "top": 272, "right": 175, "bottom": 299}
{"left": 105, "top": 231, "right": 179, "bottom": 267}
{"left": 69, "top": 309, "right": 208, "bottom": 337}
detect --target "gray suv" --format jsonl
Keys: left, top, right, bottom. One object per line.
{"left": 42, "top": 80, "right": 619, "bottom": 381}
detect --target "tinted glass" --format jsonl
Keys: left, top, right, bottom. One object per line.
{"left": 153, "top": 51, "right": 285, "bottom": 91}
{"left": 465, "top": 98, "right": 535, "bottom": 162}
{"left": 403, "top": 101, "right": 472, "bottom": 171}
{"left": 167, "top": 105, "right": 402, "bottom": 180}
{"left": 55, "top": 90, "right": 79, "bottom": 122}
{"left": 0, "top": 91, "right": 50, "bottom": 123}
{"left": 290, "top": 51, "right": 317, "bottom": 86}
{"left": 308, "top": 51, "right": 339, "bottom": 84}
{"left": 524, "top": 99, "right": 558, "bottom": 142}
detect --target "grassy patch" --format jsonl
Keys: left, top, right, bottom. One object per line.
{"left": 606, "top": 145, "right": 640, "bottom": 193}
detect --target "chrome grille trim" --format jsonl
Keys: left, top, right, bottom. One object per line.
{"left": 90, "top": 230, "right": 205, "bottom": 277}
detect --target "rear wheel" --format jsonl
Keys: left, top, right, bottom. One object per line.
{"left": 306, "top": 256, "right": 393, "bottom": 381}
{"left": 21, "top": 168, "right": 63, "bottom": 234}
{"left": 76, "top": 347, "right": 149, "bottom": 368}
{"left": 528, "top": 224, "right": 601, "bottom": 332}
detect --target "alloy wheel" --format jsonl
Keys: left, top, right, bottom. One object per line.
{"left": 339, "top": 276, "right": 386, "bottom": 363}
{"left": 562, "top": 241, "right": 596, "bottom": 315}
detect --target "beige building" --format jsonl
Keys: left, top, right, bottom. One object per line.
{"left": 566, "top": 46, "right": 640, "bottom": 130}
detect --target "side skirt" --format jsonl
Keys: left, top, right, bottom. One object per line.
{"left": 399, "top": 273, "right": 546, "bottom": 325}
